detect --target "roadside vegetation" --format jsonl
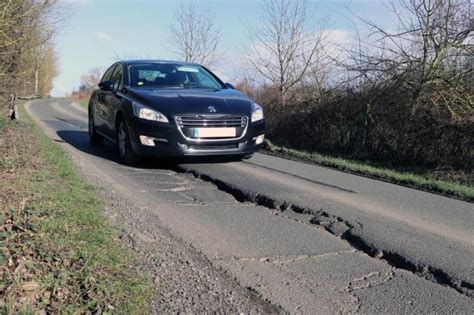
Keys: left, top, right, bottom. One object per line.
{"left": 0, "top": 104, "right": 151, "bottom": 312}
{"left": 1, "top": 2, "right": 153, "bottom": 311}
{"left": 0, "top": 1, "right": 60, "bottom": 118}
{"left": 237, "top": 0, "right": 473, "bottom": 195}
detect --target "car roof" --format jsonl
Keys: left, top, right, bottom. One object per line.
{"left": 119, "top": 59, "right": 201, "bottom": 67}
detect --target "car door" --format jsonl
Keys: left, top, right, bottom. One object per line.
{"left": 95, "top": 64, "right": 117, "bottom": 135}
{"left": 103, "top": 64, "right": 124, "bottom": 137}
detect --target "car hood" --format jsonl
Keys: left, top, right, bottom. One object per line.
{"left": 127, "top": 88, "right": 254, "bottom": 118}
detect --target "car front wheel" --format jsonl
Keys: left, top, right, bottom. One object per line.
{"left": 116, "top": 118, "right": 140, "bottom": 164}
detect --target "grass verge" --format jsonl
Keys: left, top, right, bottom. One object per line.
{"left": 78, "top": 99, "right": 88, "bottom": 109}
{"left": 264, "top": 140, "right": 474, "bottom": 202}
{"left": 0, "top": 103, "right": 152, "bottom": 313}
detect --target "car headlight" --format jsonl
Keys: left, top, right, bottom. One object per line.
{"left": 251, "top": 103, "right": 264, "bottom": 122}
{"left": 132, "top": 102, "right": 169, "bottom": 123}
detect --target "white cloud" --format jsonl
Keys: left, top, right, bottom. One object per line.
{"left": 323, "top": 29, "right": 355, "bottom": 59}
{"left": 96, "top": 31, "right": 112, "bottom": 42}
{"left": 325, "top": 29, "right": 354, "bottom": 47}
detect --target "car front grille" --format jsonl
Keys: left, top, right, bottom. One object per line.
{"left": 176, "top": 115, "right": 248, "bottom": 128}
{"left": 176, "top": 115, "right": 249, "bottom": 141}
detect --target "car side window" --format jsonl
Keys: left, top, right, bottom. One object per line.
{"left": 101, "top": 64, "right": 117, "bottom": 83}
{"left": 110, "top": 64, "right": 123, "bottom": 90}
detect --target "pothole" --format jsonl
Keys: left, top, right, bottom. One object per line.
{"left": 174, "top": 165, "right": 474, "bottom": 298}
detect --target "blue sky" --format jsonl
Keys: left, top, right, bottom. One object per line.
{"left": 52, "top": 0, "right": 394, "bottom": 96}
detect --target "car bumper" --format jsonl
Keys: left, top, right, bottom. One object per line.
{"left": 126, "top": 116, "right": 265, "bottom": 157}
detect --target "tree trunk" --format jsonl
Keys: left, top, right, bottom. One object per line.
{"left": 34, "top": 65, "right": 39, "bottom": 95}
{"left": 9, "top": 93, "right": 17, "bottom": 120}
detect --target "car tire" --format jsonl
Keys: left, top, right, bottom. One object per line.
{"left": 116, "top": 118, "right": 141, "bottom": 165}
{"left": 88, "top": 107, "right": 104, "bottom": 144}
{"left": 241, "top": 154, "right": 254, "bottom": 160}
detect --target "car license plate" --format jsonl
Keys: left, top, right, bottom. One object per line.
{"left": 194, "top": 127, "right": 236, "bottom": 138}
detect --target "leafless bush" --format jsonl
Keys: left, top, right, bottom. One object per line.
{"left": 241, "top": 0, "right": 473, "bottom": 173}
{"left": 346, "top": 0, "right": 473, "bottom": 118}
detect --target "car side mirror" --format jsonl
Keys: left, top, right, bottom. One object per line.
{"left": 98, "top": 80, "right": 114, "bottom": 91}
{"left": 225, "top": 83, "right": 235, "bottom": 89}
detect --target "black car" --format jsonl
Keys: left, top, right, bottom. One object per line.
{"left": 88, "top": 60, "right": 265, "bottom": 164}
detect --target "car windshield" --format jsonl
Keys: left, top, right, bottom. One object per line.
{"left": 128, "top": 63, "right": 224, "bottom": 89}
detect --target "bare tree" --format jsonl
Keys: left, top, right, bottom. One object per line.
{"left": 80, "top": 67, "right": 104, "bottom": 91}
{"left": 245, "top": 0, "right": 327, "bottom": 104}
{"left": 347, "top": 0, "right": 473, "bottom": 117}
{"left": 168, "top": 1, "right": 221, "bottom": 67}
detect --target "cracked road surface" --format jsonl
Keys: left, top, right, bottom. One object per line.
{"left": 26, "top": 99, "right": 474, "bottom": 313}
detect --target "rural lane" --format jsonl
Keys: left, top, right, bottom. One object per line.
{"left": 26, "top": 99, "right": 473, "bottom": 313}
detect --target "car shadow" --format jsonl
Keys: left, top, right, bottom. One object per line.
{"left": 56, "top": 129, "right": 241, "bottom": 170}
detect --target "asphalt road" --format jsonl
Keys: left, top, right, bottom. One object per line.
{"left": 26, "top": 99, "right": 474, "bottom": 313}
